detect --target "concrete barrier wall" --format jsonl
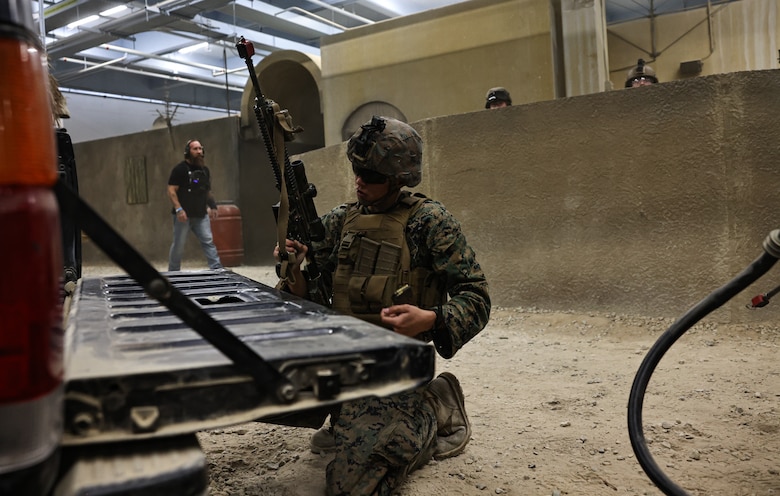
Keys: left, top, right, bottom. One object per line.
{"left": 295, "top": 70, "right": 780, "bottom": 323}
{"left": 75, "top": 70, "right": 780, "bottom": 324}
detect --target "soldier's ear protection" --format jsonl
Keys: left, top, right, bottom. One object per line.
{"left": 183, "top": 139, "right": 204, "bottom": 158}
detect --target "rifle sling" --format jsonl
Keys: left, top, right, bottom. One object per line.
{"left": 272, "top": 103, "right": 296, "bottom": 287}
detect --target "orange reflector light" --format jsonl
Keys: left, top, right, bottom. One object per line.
{"left": 0, "top": 37, "right": 58, "bottom": 186}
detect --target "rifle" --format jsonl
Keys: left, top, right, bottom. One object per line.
{"left": 236, "top": 37, "right": 329, "bottom": 306}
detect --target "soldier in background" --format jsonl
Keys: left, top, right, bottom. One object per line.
{"left": 625, "top": 58, "right": 659, "bottom": 88}
{"left": 275, "top": 116, "right": 491, "bottom": 494}
{"left": 484, "top": 86, "right": 512, "bottom": 109}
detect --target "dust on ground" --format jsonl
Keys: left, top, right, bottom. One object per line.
{"left": 83, "top": 264, "right": 780, "bottom": 495}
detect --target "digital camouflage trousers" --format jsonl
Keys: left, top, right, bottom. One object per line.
{"left": 325, "top": 388, "right": 437, "bottom": 496}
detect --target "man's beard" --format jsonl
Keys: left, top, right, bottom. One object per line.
{"left": 192, "top": 156, "right": 205, "bottom": 167}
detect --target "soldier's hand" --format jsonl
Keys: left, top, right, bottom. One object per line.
{"left": 381, "top": 305, "right": 437, "bottom": 338}
{"left": 273, "top": 239, "right": 308, "bottom": 268}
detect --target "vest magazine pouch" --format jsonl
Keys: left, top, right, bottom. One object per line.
{"left": 348, "top": 274, "right": 397, "bottom": 314}
{"left": 354, "top": 237, "right": 380, "bottom": 275}
{"left": 375, "top": 241, "right": 401, "bottom": 274}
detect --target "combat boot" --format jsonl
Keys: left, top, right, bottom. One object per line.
{"left": 424, "top": 372, "right": 472, "bottom": 460}
{"left": 310, "top": 424, "right": 336, "bottom": 454}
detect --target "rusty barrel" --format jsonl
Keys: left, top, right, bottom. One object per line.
{"left": 211, "top": 201, "right": 244, "bottom": 267}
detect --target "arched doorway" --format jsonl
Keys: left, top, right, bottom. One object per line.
{"left": 240, "top": 50, "right": 324, "bottom": 154}
{"left": 342, "top": 102, "right": 406, "bottom": 141}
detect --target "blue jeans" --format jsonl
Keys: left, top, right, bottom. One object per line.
{"left": 168, "top": 214, "right": 223, "bottom": 271}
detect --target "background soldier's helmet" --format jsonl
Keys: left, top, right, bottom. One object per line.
{"left": 347, "top": 116, "right": 423, "bottom": 188}
{"left": 625, "top": 59, "right": 659, "bottom": 87}
{"left": 485, "top": 87, "right": 512, "bottom": 108}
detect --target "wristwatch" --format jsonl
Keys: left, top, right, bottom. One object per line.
{"left": 175, "top": 207, "right": 183, "bottom": 213}
{"left": 431, "top": 305, "right": 445, "bottom": 331}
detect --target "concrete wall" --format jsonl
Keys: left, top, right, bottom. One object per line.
{"left": 75, "top": 117, "right": 242, "bottom": 268}
{"left": 74, "top": 113, "right": 328, "bottom": 270}
{"left": 260, "top": 0, "right": 777, "bottom": 150}
{"left": 293, "top": 69, "right": 780, "bottom": 323}
{"left": 74, "top": 69, "right": 780, "bottom": 324}
{"left": 318, "top": 0, "right": 557, "bottom": 146}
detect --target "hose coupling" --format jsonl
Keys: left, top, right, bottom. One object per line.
{"left": 762, "top": 229, "right": 780, "bottom": 259}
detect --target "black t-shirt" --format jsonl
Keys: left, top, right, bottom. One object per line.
{"left": 168, "top": 160, "right": 212, "bottom": 218}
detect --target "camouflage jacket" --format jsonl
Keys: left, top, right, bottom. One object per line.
{"left": 311, "top": 191, "right": 491, "bottom": 358}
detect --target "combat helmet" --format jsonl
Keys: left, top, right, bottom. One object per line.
{"left": 625, "top": 58, "right": 658, "bottom": 87}
{"left": 347, "top": 116, "right": 423, "bottom": 188}
{"left": 485, "top": 87, "right": 512, "bottom": 108}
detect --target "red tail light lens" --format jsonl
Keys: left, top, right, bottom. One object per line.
{"left": 0, "top": 27, "right": 63, "bottom": 403}
{"left": 0, "top": 187, "right": 64, "bottom": 402}
{"left": 0, "top": 5, "right": 64, "bottom": 491}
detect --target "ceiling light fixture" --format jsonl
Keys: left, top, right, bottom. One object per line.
{"left": 100, "top": 5, "right": 129, "bottom": 16}
{"left": 67, "top": 14, "right": 99, "bottom": 29}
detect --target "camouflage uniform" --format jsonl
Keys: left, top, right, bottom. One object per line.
{"left": 312, "top": 191, "right": 490, "bottom": 495}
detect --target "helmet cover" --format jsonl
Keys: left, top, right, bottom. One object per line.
{"left": 485, "top": 87, "right": 512, "bottom": 108}
{"left": 346, "top": 116, "right": 423, "bottom": 188}
{"left": 625, "top": 59, "right": 658, "bottom": 87}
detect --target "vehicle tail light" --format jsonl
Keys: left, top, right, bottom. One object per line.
{"left": 0, "top": 1, "right": 65, "bottom": 485}
{"left": 0, "top": 18, "right": 62, "bottom": 406}
{"left": 0, "top": 188, "right": 64, "bottom": 403}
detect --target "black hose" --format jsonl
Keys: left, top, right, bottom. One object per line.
{"left": 627, "top": 229, "right": 780, "bottom": 495}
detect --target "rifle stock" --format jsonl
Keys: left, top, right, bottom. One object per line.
{"left": 237, "top": 37, "right": 328, "bottom": 305}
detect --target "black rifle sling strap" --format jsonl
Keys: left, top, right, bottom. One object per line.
{"left": 53, "top": 178, "right": 294, "bottom": 400}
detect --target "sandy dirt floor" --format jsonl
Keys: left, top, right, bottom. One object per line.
{"left": 84, "top": 264, "right": 780, "bottom": 495}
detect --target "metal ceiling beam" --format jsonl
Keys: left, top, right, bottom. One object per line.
{"left": 59, "top": 55, "right": 243, "bottom": 91}
{"left": 99, "top": 43, "right": 226, "bottom": 72}
{"left": 301, "top": 0, "right": 375, "bottom": 25}
{"left": 45, "top": 0, "right": 234, "bottom": 58}
{"left": 40, "top": 0, "right": 117, "bottom": 31}
{"left": 215, "top": 2, "right": 335, "bottom": 41}
{"left": 165, "top": 15, "right": 322, "bottom": 54}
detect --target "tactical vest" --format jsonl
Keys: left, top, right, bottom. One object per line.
{"left": 331, "top": 194, "right": 446, "bottom": 328}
